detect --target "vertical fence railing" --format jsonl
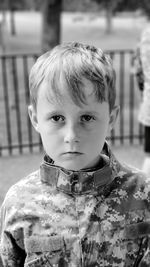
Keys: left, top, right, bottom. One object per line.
{"left": 23, "top": 55, "right": 33, "bottom": 153}
{"left": 106, "top": 49, "right": 144, "bottom": 145}
{"left": 1, "top": 56, "right": 12, "bottom": 155}
{"left": 11, "top": 56, "right": 23, "bottom": 154}
{"left": 119, "top": 51, "right": 125, "bottom": 144}
{"left": 0, "top": 50, "right": 144, "bottom": 156}
{"left": 129, "top": 52, "right": 134, "bottom": 144}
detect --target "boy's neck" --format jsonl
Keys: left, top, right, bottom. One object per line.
{"left": 43, "top": 142, "right": 109, "bottom": 173}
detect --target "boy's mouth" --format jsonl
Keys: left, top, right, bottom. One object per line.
{"left": 62, "top": 152, "right": 83, "bottom": 157}
{"left": 63, "top": 152, "right": 83, "bottom": 155}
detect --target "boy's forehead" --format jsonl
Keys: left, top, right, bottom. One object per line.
{"left": 80, "top": 78, "right": 96, "bottom": 96}
{"left": 41, "top": 76, "right": 97, "bottom": 103}
{"left": 37, "top": 78, "right": 109, "bottom": 114}
{"left": 38, "top": 82, "right": 108, "bottom": 111}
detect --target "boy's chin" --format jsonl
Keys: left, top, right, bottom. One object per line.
{"left": 55, "top": 157, "right": 100, "bottom": 172}
{"left": 59, "top": 163, "right": 83, "bottom": 171}
{"left": 54, "top": 160, "right": 86, "bottom": 171}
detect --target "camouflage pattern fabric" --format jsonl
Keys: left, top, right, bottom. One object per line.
{"left": 1, "top": 143, "right": 150, "bottom": 266}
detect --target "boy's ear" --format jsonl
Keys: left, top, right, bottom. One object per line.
{"left": 28, "top": 105, "right": 39, "bottom": 132}
{"left": 108, "top": 105, "right": 120, "bottom": 131}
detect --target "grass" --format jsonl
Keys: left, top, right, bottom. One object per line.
{"left": 2, "top": 11, "right": 148, "bottom": 52}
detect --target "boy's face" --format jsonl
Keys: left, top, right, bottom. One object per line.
{"left": 29, "top": 78, "right": 118, "bottom": 171}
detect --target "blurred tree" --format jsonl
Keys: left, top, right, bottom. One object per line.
{"left": 141, "top": 0, "right": 150, "bottom": 19}
{"left": 115, "top": 0, "right": 141, "bottom": 11}
{"left": 91, "top": 0, "right": 123, "bottom": 33}
{"left": 8, "top": 0, "right": 16, "bottom": 35}
{"left": 0, "top": 0, "right": 7, "bottom": 51}
{"left": 3, "top": 0, "right": 26, "bottom": 35}
{"left": 41, "top": 0, "right": 62, "bottom": 52}
{"left": 88, "top": 0, "right": 150, "bottom": 33}
{"left": 2, "top": 0, "right": 150, "bottom": 51}
{"left": 63, "top": 0, "right": 98, "bottom": 12}
{"left": 0, "top": 0, "right": 62, "bottom": 50}
{"left": 115, "top": 0, "right": 150, "bottom": 19}
{"left": 0, "top": 0, "right": 7, "bottom": 23}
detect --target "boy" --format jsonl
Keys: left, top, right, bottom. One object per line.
{"left": 0, "top": 42, "right": 150, "bottom": 267}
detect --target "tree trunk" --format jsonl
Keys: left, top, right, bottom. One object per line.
{"left": 8, "top": 0, "right": 16, "bottom": 36}
{"left": 10, "top": 9, "right": 16, "bottom": 35}
{"left": 42, "top": 0, "right": 62, "bottom": 52}
{"left": 105, "top": 5, "right": 113, "bottom": 34}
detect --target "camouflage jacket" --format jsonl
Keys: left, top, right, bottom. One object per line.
{"left": 1, "top": 143, "right": 150, "bottom": 267}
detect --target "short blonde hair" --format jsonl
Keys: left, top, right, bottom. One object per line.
{"left": 29, "top": 42, "right": 116, "bottom": 112}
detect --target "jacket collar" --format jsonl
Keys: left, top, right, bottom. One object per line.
{"left": 40, "top": 142, "right": 120, "bottom": 195}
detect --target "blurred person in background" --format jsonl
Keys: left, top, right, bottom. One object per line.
{"left": 134, "top": 24, "right": 150, "bottom": 176}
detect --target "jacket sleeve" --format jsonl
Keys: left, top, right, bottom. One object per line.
{"left": 0, "top": 202, "right": 26, "bottom": 267}
{"left": 137, "top": 176, "right": 150, "bottom": 266}
{"left": 138, "top": 236, "right": 150, "bottom": 266}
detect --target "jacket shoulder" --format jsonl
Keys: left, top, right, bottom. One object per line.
{"left": 117, "top": 162, "right": 150, "bottom": 203}
{"left": 1, "top": 169, "right": 41, "bottom": 210}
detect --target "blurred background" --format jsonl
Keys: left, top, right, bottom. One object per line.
{"left": 0, "top": 0, "right": 150, "bottom": 53}
{"left": 0, "top": 0, "right": 150, "bottom": 225}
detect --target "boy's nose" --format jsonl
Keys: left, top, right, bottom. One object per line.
{"left": 64, "top": 125, "right": 80, "bottom": 144}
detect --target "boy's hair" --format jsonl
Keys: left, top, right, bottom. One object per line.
{"left": 29, "top": 42, "right": 116, "bottom": 112}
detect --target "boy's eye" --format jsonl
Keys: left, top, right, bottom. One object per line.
{"left": 81, "top": 115, "right": 95, "bottom": 122}
{"left": 51, "top": 115, "right": 65, "bottom": 122}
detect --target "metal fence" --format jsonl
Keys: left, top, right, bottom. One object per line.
{"left": 0, "top": 49, "right": 144, "bottom": 156}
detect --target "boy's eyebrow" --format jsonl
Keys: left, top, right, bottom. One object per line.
{"left": 78, "top": 110, "right": 103, "bottom": 116}
{"left": 45, "top": 109, "right": 100, "bottom": 114}
{"left": 45, "top": 110, "right": 64, "bottom": 116}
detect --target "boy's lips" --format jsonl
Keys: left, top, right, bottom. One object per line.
{"left": 63, "top": 152, "right": 83, "bottom": 155}
{"left": 61, "top": 151, "right": 83, "bottom": 157}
